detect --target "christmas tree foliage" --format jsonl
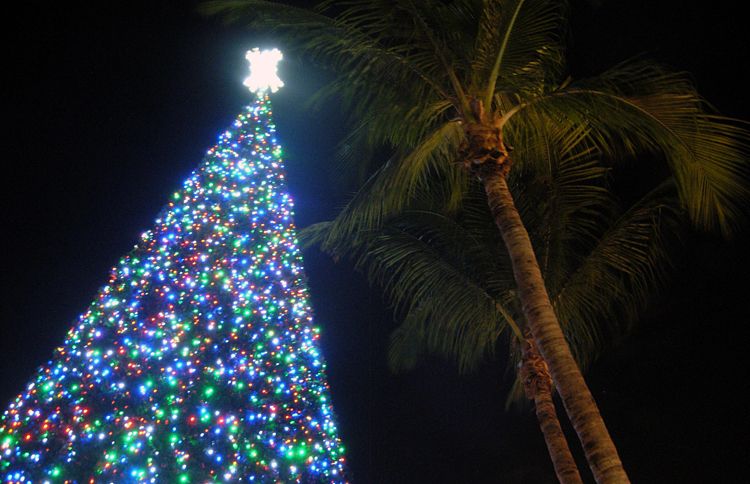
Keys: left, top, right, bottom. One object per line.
{"left": 1, "top": 80, "right": 347, "bottom": 481}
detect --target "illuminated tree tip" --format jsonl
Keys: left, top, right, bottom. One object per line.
{"left": 243, "top": 48, "right": 284, "bottom": 93}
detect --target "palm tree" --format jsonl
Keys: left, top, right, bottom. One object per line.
{"left": 301, "top": 125, "right": 681, "bottom": 482}
{"left": 204, "top": 1, "right": 749, "bottom": 481}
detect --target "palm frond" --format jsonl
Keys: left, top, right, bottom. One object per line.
{"left": 552, "top": 180, "right": 683, "bottom": 369}
{"left": 504, "top": 60, "right": 750, "bottom": 236}
{"left": 358, "top": 217, "right": 513, "bottom": 373}
{"left": 297, "top": 220, "right": 332, "bottom": 250}
{"left": 519, "top": 125, "right": 615, "bottom": 291}
{"left": 396, "top": 0, "right": 474, "bottom": 113}
{"left": 304, "top": 121, "right": 465, "bottom": 254}
{"left": 387, "top": 306, "right": 428, "bottom": 372}
{"left": 477, "top": 0, "right": 567, "bottom": 107}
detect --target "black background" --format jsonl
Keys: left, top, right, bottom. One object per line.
{"left": 2, "top": 1, "right": 749, "bottom": 482}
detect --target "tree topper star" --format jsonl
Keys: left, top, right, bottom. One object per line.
{"left": 243, "top": 48, "right": 284, "bottom": 93}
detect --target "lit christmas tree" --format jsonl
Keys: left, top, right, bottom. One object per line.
{"left": 0, "top": 49, "right": 347, "bottom": 483}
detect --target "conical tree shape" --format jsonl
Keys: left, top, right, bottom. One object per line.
{"left": 0, "top": 93, "right": 347, "bottom": 482}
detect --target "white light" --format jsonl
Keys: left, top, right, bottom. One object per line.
{"left": 243, "top": 48, "right": 284, "bottom": 93}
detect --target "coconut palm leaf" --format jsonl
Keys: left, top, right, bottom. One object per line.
{"left": 551, "top": 180, "right": 682, "bottom": 368}
{"left": 357, "top": 213, "right": 517, "bottom": 373}
{"left": 502, "top": 60, "right": 750, "bottom": 236}
{"left": 474, "top": 0, "right": 566, "bottom": 106}
{"left": 301, "top": 120, "right": 466, "bottom": 254}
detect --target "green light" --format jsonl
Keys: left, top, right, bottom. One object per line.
{"left": 0, "top": 87, "right": 346, "bottom": 482}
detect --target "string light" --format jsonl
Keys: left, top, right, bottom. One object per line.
{"left": 1, "top": 92, "right": 347, "bottom": 482}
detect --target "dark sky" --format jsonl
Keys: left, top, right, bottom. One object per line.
{"left": 2, "top": 1, "right": 749, "bottom": 482}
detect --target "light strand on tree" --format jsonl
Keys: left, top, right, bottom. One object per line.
{"left": 0, "top": 92, "right": 347, "bottom": 483}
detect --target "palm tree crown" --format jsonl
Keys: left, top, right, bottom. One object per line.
{"left": 208, "top": 0, "right": 746, "bottom": 237}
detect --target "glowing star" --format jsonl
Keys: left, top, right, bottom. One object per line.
{"left": 243, "top": 48, "right": 284, "bottom": 93}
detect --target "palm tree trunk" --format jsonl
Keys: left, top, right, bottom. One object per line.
{"left": 479, "top": 163, "right": 629, "bottom": 483}
{"left": 521, "top": 333, "right": 583, "bottom": 484}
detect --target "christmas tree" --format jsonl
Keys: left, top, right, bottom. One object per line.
{"left": 0, "top": 49, "right": 347, "bottom": 483}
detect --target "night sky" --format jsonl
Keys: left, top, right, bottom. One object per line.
{"left": 2, "top": 1, "right": 749, "bottom": 482}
